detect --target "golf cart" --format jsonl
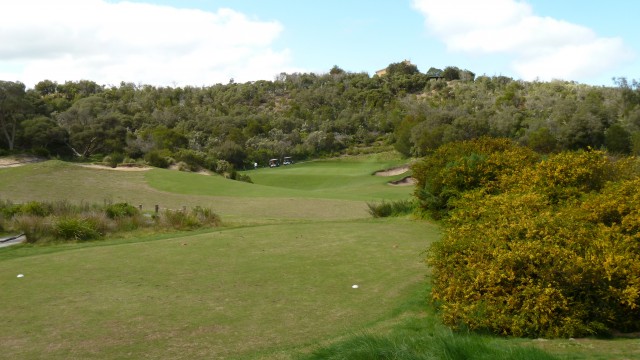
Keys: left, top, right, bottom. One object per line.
{"left": 283, "top": 156, "right": 293, "bottom": 165}
{"left": 269, "top": 158, "right": 280, "bottom": 167}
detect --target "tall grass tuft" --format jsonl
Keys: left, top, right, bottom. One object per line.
{"left": 302, "top": 322, "right": 557, "bottom": 360}
{"left": 192, "top": 206, "right": 222, "bottom": 227}
{"left": 55, "top": 217, "right": 102, "bottom": 241}
{"left": 159, "top": 209, "right": 201, "bottom": 230}
{"left": 367, "top": 199, "right": 415, "bottom": 218}
{"left": 12, "top": 215, "right": 54, "bottom": 243}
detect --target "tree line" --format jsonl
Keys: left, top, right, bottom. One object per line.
{"left": 1, "top": 61, "right": 639, "bottom": 170}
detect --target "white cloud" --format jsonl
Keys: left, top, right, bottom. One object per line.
{"left": 0, "top": 0, "right": 296, "bottom": 87}
{"left": 412, "top": 0, "right": 634, "bottom": 81}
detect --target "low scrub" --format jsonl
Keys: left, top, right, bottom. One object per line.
{"left": 159, "top": 206, "right": 222, "bottom": 230}
{"left": 55, "top": 217, "right": 102, "bottom": 241}
{"left": 104, "top": 202, "right": 138, "bottom": 219}
{"left": 0, "top": 200, "right": 221, "bottom": 244}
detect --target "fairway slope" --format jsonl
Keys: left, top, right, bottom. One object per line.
{"left": 0, "top": 161, "right": 369, "bottom": 222}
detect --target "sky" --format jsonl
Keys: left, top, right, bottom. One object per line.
{"left": 0, "top": 0, "right": 638, "bottom": 88}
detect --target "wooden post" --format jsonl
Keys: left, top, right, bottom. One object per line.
{"left": 155, "top": 205, "right": 159, "bottom": 214}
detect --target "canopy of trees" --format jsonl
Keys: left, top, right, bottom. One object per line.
{"left": 2, "top": 64, "right": 639, "bottom": 169}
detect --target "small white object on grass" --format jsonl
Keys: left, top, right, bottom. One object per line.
{"left": 17, "top": 274, "right": 24, "bottom": 278}
{"left": 352, "top": 284, "right": 358, "bottom": 289}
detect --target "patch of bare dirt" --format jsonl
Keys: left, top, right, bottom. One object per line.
{"left": 0, "top": 155, "right": 44, "bottom": 168}
{"left": 75, "top": 164, "right": 151, "bottom": 171}
{"left": 374, "top": 165, "right": 410, "bottom": 177}
{"left": 388, "top": 176, "right": 416, "bottom": 186}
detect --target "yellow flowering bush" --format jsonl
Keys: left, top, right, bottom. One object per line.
{"left": 412, "top": 137, "right": 539, "bottom": 219}
{"left": 426, "top": 143, "right": 640, "bottom": 337}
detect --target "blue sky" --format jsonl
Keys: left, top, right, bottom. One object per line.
{"left": 1, "top": 0, "right": 638, "bottom": 88}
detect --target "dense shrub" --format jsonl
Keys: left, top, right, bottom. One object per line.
{"left": 55, "top": 217, "right": 102, "bottom": 241}
{"left": 499, "top": 149, "right": 629, "bottom": 203}
{"left": 235, "top": 173, "right": 253, "bottom": 183}
{"left": 0, "top": 200, "right": 22, "bottom": 219}
{"left": 20, "top": 201, "right": 54, "bottom": 217}
{"left": 427, "top": 145, "right": 640, "bottom": 338}
{"left": 105, "top": 202, "right": 138, "bottom": 219}
{"left": 412, "top": 137, "right": 539, "bottom": 219}
{"left": 174, "top": 149, "right": 209, "bottom": 171}
{"left": 144, "top": 149, "right": 171, "bottom": 168}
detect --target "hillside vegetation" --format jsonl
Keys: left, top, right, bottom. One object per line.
{"left": 2, "top": 63, "right": 640, "bottom": 172}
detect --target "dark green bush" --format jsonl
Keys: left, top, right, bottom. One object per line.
{"left": 235, "top": 173, "right": 253, "bottom": 183}
{"left": 104, "top": 152, "right": 125, "bottom": 168}
{"left": 0, "top": 200, "right": 22, "bottom": 219}
{"left": 105, "top": 202, "right": 138, "bottom": 219}
{"left": 144, "top": 150, "right": 171, "bottom": 168}
{"left": 20, "top": 201, "right": 53, "bottom": 217}
{"left": 174, "top": 149, "right": 208, "bottom": 171}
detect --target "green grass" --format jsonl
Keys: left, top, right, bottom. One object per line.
{"left": 1, "top": 153, "right": 638, "bottom": 359}
{"left": 0, "top": 219, "right": 437, "bottom": 359}
{"left": 0, "top": 161, "right": 373, "bottom": 223}
{"left": 147, "top": 156, "right": 413, "bottom": 201}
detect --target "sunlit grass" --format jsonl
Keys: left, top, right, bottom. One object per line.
{"left": 0, "top": 219, "right": 437, "bottom": 359}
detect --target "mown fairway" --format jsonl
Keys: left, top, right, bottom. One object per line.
{"left": 0, "top": 155, "right": 432, "bottom": 359}
{"left": 0, "top": 219, "right": 436, "bottom": 359}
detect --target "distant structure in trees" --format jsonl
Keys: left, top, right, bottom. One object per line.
{"left": 376, "top": 61, "right": 445, "bottom": 80}
{"left": 376, "top": 60, "right": 414, "bottom": 77}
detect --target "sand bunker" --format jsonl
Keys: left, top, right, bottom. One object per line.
{"left": 388, "top": 176, "right": 416, "bottom": 186}
{"left": 374, "top": 165, "right": 410, "bottom": 177}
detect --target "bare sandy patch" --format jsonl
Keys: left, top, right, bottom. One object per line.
{"left": 75, "top": 164, "right": 151, "bottom": 171}
{"left": 0, "top": 155, "right": 44, "bottom": 168}
{"left": 374, "top": 165, "right": 410, "bottom": 177}
{"left": 388, "top": 176, "right": 416, "bottom": 186}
